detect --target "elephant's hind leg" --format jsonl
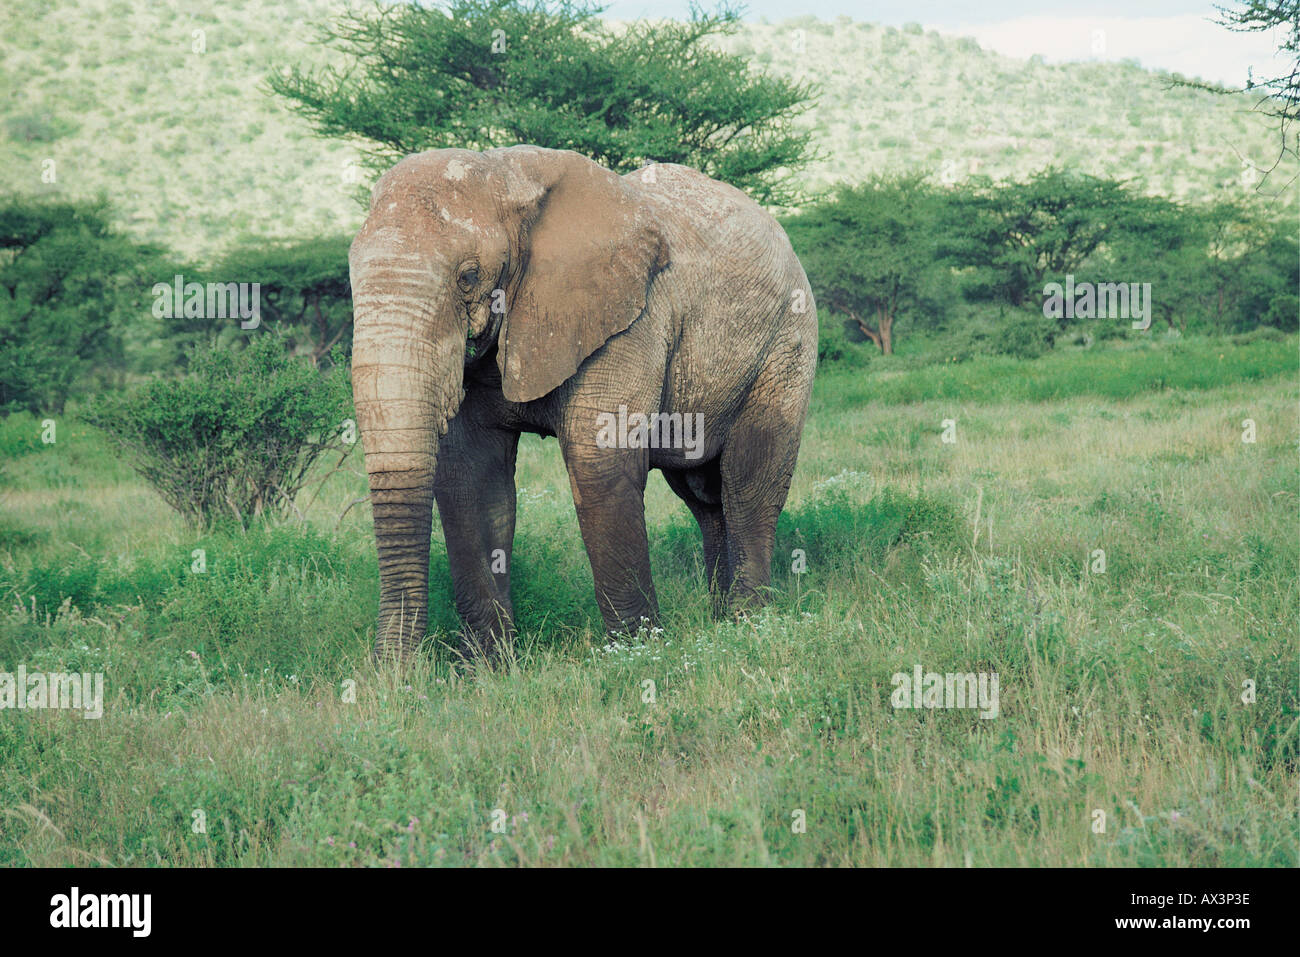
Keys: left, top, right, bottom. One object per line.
{"left": 717, "top": 369, "right": 808, "bottom": 615}
{"left": 662, "top": 463, "right": 732, "bottom": 615}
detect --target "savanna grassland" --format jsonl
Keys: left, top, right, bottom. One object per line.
{"left": 1, "top": 334, "right": 1295, "bottom": 866}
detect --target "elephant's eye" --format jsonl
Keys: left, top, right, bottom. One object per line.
{"left": 457, "top": 265, "right": 480, "bottom": 292}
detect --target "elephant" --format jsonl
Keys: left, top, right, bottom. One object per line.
{"left": 349, "top": 145, "right": 817, "bottom": 661}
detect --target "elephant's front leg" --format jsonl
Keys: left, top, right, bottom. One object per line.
{"left": 560, "top": 437, "right": 659, "bottom": 636}
{"left": 434, "top": 410, "right": 520, "bottom": 660}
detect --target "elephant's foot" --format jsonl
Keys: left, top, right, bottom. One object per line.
{"left": 372, "top": 606, "right": 427, "bottom": 664}
{"left": 372, "top": 638, "right": 419, "bottom": 665}
{"left": 724, "top": 581, "right": 773, "bottom": 620}
{"left": 602, "top": 613, "right": 663, "bottom": 646}
{"left": 456, "top": 620, "right": 516, "bottom": 667}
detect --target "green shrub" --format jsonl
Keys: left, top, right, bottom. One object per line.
{"left": 83, "top": 336, "right": 352, "bottom": 528}
{"left": 997, "top": 311, "right": 1057, "bottom": 359}
{"left": 816, "top": 309, "right": 868, "bottom": 365}
{"left": 1230, "top": 326, "right": 1286, "bottom": 345}
{"left": 933, "top": 307, "right": 1058, "bottom": 362}
{"left": 0, "top": 197, "right": 178, "bottom": 415}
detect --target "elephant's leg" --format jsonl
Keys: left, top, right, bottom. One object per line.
{"left": 718, "top": 375, "right": 806, "bottom": 614}
{"left": 433, "top": 407, "right": 520, "bottom": 661}
{"left": 559, "top": 438, "right": 658, "bottom": 636}
{"left": 662, "top": 464, "right": 732, "bottom": 614}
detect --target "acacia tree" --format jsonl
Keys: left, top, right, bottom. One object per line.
{"left": 217, "top": 238, "right": 354, "bottom": 367}
{"left": 1218, "top": 1, "right": 1298, "bottom": 172}
{"left": 1193, "top": 199, "right": 1297, "bottom": 331}
{"left": 1093, "top": 193, "right": 1207, "bottom": 331}
{"left": 944, "top": 169, "right": 1135, "bottom": 312}
{"left": 784, "top": 174, "right": 941, "bottom": 355}
{"left": 269, "top": 0, "right": 818, "bottom": 205}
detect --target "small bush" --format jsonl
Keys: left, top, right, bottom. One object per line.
{"left": 943, "top": 309, "right": 1056, "bottom": 361}
{"left": 817, "top": 310, "right": 869, "bottom": 365}
{"left": 4, "top": 112, "right": 78, "bottom": 143}
{"left": 1230, "top": 326, "right": 1286, "bottom": 346}
{"left": 997, "top": 312, "right": 1057, "bottom": 359}
{"left": 83, "top": 336, "right": 352, "bottom": 528}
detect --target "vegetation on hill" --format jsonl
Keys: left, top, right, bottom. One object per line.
{"left": 1, "top": 0, "right": 1293, "bottom": 260}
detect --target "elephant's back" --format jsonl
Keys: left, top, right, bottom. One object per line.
{"left": 631, "top": 164, "right": 795, "bottom": 254}
{"left": 630, "top": 165, "right": 815, "bottom": 451}
{"left": 632, "top": 164, "right": 810, "bottom": 317}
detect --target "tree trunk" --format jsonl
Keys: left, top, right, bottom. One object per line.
{"left": 848, "top": 309, "right": 885, "bottom": 354}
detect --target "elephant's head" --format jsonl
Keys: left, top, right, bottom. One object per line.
{"left": 349, "top": 146, "right": 669, "bottom": 659}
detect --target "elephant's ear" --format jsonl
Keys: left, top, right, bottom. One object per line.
{"left": 497, "top": 150, "right": 669, "bottom": 404}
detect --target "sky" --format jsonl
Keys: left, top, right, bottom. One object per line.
{"left": 600, "top": 1, "right": 1293, "bottom": 87}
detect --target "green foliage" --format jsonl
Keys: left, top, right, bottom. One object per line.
{"left": 81, "top": 335, "right": 353, "bottom": 528}
{"left": 994, "top": 311, "right": 1058, "bottom": 359}
{"left": 784, "top": 173, "right": 943, "bottom": 353}
{"left": 943, "top": 168, "right": 1138, "bottom": 308}
{"left": 269, "top": 0, "right": 819, "bottom": 205}
{"left": 788, "top": 167, "right": 1294, "bottom": 358}
{"left": 1193, "top": 199, "right": 1299, "bottom": 333}
{"left": 1087, "top": 191, "right": 1207, "bottom": 332}
{"left": 813, "top": 307, "right": 869, "bottom": 365}
{"left": 933, "top": 307, "right": 1058, "bottom": 362}
{"left": 196, "top": 236, "right": 353, "bottom": 366}
{"left": 1095, "top": 193, "right": 1298, "bottom": 334}
{"left": 0, "top": 197, "right": 174, "bottom": 414}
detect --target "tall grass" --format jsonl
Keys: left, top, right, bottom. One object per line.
{"left": 0, "top": 336, "right": 1295, "bottom": 866}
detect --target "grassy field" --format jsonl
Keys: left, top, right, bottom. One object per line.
{"left": 1, "top": 335, "right": 1296, "bottom": 866}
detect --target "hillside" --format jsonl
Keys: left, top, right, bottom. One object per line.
{"left": 1, "top": 0, "right": 1293, "bottom": 260}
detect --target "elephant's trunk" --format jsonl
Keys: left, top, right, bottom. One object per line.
{"left": 350, "top": 244, "right": 464, "bottom": 661}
